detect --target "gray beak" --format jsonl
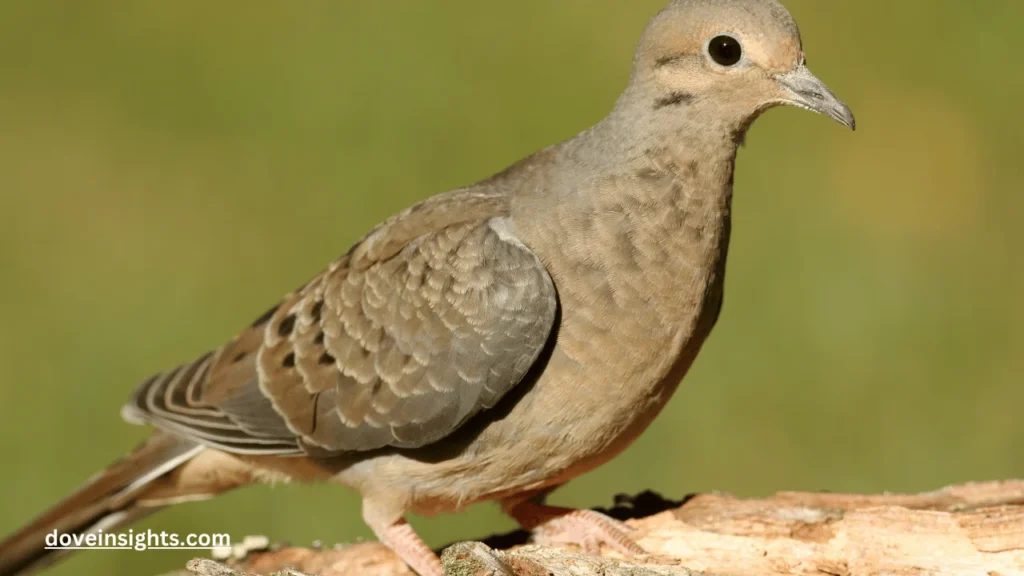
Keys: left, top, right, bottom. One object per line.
{"left": 776, "top": 64, "right": 856, "bottom": 130}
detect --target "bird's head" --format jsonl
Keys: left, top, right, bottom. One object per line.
{"left": 631, "top": 0, "right": 855, "bottom": 135}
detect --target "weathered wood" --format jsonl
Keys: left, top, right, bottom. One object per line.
{"left": 172, "top": 480, "right": 1024, "bottom": 576}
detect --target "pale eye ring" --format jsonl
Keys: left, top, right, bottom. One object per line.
{"left": 706, "top": 34, "right": 743, "bottom": 67}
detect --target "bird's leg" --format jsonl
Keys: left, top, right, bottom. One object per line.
{"left": 371, "top": 519, "right": 443, "bottom": 576}
{"left": 501, "top": 495, "right": 644, "bottom": 556}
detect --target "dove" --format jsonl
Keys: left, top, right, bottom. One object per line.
{"left": 0, "top": 0, "right": 853, "bottom": 575}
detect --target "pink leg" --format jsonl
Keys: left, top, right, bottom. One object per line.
{"left": 374, "top": 519, "right": 443, "bottom": 576}
{"left": 503, "top": 500, "right": 645, "bottom": 556}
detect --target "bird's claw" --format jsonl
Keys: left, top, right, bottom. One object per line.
{"left": 532, "top": 509, "right": 645, "bottom": 556}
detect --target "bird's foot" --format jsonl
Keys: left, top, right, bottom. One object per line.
{"left": 533, "top": 509, "right": 644, "bottom": 556}
{"left": 376, "top": 520, "right": 443, "bottom": 576}
{"left": 514, "top": 505, "right": 645, "bottom": 557}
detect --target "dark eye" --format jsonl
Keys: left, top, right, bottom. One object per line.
{"left": 707, "top": 35, "right": 743, "bottom": 67}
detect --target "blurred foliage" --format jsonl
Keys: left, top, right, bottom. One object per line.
{"left": 0, "top": 1, "right": 1021, "bottom": 575}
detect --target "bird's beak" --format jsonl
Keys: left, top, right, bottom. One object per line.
{"left": 775, "top": 64, "right": 855, "bottom": 130}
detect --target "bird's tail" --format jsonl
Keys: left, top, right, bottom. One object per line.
{"left": 0, "top": 433, "right": 207, "bottom": 576}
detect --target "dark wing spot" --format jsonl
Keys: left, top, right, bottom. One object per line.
{"left": 654, "top": 92, "right": 694, "bottom": 110}
{"left": 232, "top": 352, "right": 247, "bottom": 363}
{"left": 283, "top": 353, "right": 296, "bottom": 368}
{"left": 311, "top": 300, "right": 324, "bottom": 323}
{"left": 314, "top": 331, "right": 325, "bottom": 345}
{"left": 251, "top": 304, "right": 279, "bottom": 328}
{"left": 278, "top": 314, "right": 297, "bottom": 337}
{"left": 319, "top": 351, "right": 335, "bottom": 365}
{"left": 310, "top": 392, "right": 321, "bottom": 433}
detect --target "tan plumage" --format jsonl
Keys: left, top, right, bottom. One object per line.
{"left": 0, "top": 1, "right": 853, "bottom": 575}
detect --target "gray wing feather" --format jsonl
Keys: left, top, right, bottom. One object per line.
{"left": 259, "top": 217, "right": 557, "bottom": 452}
{"left": 123, "top": 189, "right": 557, "bottom": 456}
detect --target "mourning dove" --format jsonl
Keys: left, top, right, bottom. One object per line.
{"left": 0, "top": 0, "right": 853, "bottom": 575}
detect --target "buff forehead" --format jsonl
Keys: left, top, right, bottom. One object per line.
{"left": 641, "top": 0, "right": 804, "bottom": 72}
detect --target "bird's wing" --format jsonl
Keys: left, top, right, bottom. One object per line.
{"left": 122, "top": 188, "right": 558, "bottom": 455}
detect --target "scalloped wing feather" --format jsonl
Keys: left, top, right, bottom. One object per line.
{"left": 123, "top": 190, "right": 557, "bottom": 455}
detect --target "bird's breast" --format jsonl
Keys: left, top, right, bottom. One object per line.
{"left": 498, "top": 174, "right": 734, "bottom": 483}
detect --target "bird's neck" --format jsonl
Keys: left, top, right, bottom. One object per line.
{"left": 590, "top": 86, "right": 748, "bottom": 173}
{"left": 510, "top": 105, "right": 741, "bottom": 336}
{"left": 536, "top": 99, "right": 743, "bottom": 239}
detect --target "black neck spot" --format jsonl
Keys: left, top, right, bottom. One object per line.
{"left": 655, "top": 54, "right": 684, "bottom": 67}
{"left": 654, "top": 92, "right": 694, "bottom": 110}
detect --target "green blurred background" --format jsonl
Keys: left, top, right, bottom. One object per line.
{"left": 1, "top": 1, "right": 1021, "bottom": 574}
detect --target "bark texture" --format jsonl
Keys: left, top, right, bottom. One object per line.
{"left": 169, "top": 480, "right": 1024, "bottom": 576}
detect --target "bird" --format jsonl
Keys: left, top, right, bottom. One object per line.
{"left": 0, "top": 1, "right": 854, "bottom": 575}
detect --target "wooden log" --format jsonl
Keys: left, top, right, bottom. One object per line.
{"left": 169, "top": 480, "right": 1024, "bottom": 576}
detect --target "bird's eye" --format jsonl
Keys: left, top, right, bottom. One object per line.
{"left": 707, "top": 35, "right": 743, "bottom": 67}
